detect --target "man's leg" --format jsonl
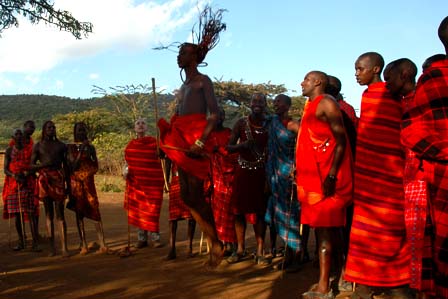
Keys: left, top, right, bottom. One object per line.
{"left": 136, "top": 228, "right": 148, "bottom": 248}
{"left": 55, "top": 200, "right": 69, "bottom": 257}
{"left": 29, "top": 214, "right": 41, "bottom": 252}
{"left": 94, "top": 220, "right": 108, "bottom": 253}
{"left": 187, "top": 219, "right": 196, "bottom": 257}
{"left": 314, "top": 227, "right": 340, "bottom": 294}
{"left": 178, "top": 169, "right": 223, "bottom": 267}
{"left": 301, "top": 224, "right": 311, "bottom": 263}
{"left": 166, "top": 220, "right": 177, "bottom": 260}
{"left": 43, "top": 197, "right": 56, "bottom": 256}
{"left": 253, "top": 215, "right": 270, "bottom": 265}
{"left": 75, "top": 213, "right": 88, "bottom": 254}
{"left": 13, "top": 213, "right": 25, "bottom": 250}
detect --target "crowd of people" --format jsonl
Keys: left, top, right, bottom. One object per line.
{"left": 2, "top": 8, "right": 448, "bottom": 299}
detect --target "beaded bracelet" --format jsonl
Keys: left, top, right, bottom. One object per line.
{"left": 194, "top": 139, "right": 205, "bottom": 149}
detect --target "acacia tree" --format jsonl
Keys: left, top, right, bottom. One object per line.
{"left": 91, "top": 84, "right": 173, "bottom": 136}
{"left": 0, "top": 0, "right": 93, "bottom": 39}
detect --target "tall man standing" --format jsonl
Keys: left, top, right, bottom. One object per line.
{"left": 158, "top": 7, "right": 226, "bottom": 268}
{"left": 344, "top": 52, "right": 412, "bottom": 298}
{"left": 401, "top": 16, "right": 448, "bottom": 299}
{"left": 30, "top": 121, "right": 70, "bottom": 257}
{"left": 297, "top": 71, "right": 353, "bottom": 299}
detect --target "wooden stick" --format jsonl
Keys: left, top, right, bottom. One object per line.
{"left": 151, "top": 78, "right": 170, "bottom": 191}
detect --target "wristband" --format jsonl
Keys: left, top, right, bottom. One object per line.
{"left": 194, "top": 139, "right": 205, "bottom": 149}
{"left": 327, "top": 175, "right": 337, "bottom": 181}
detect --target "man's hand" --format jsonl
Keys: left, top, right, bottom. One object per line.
{"left": 188, "top": 143, "right": 204, "bottom": 158}
{"left": 323, "top": 175, "right": 337, "bottom": 197}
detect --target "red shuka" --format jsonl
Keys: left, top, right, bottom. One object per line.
{"left": 296, "top": 95, "right": 353, "bottom": 227}
{"left": 345, "top": 82, "right": 410, "bottom": 287}
{"left": 125, "top": 136, "right": 164, "bottom": 232}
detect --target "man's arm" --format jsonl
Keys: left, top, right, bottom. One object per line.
{"left": 4, "top": 147, "right": 13, "bottom": 177}
{"left": 189, "top": 75, "right": 219, "bottom": 154}
{"left": 29, "top": 142, "right": 41, "bottom": 172}
{"left": 318, "top": 96, "right": 347, "bottom": 197}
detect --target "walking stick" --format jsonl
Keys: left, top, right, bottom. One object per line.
{"left": 17, "top": 183, "right": 26, "bottom": 249}
{"left": 151, "top": 77, "right": 170, "bottom": 192}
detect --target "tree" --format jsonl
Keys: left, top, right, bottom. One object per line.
{"left": 213, "top": 79, "right": 287, "bottom": 106}
{"left": 91, "top": 84, "right": 173, "bottom": 136}
{"left": 52, "top": 108, "right": 120, "bottom": 142}
{"left": 0, "top": 0, "right": 93, "bottom": 39}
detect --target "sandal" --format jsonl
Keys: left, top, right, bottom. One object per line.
{"left": 349, "top": 284, "right": 373, "bottom": 299}
{"left": 226, "top": 251, "right": 245, "bottom": 264}
{"left": 302, "top": 289, "right": 334, "bottom": 299}
{"left": 254, "top": 255, "right": 272, "bottom": 266}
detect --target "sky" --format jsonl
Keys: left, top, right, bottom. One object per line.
{"left": 0, "top": 0, "right": 447, "bottom": 114}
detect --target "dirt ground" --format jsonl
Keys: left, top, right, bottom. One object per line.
{"left": 0, "top": 190, "right": 352, "bottom": 299}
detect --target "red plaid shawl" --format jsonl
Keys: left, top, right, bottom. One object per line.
{"left": 125, "top": 136, "right": 164, "bottom": 232}
{"left": 210, "top": 128, "right": 237, "bottom": 243}
{"left": 2, "top": 147, "right": 35, "bottom": 218}
{"left": 401, "top": 60, "right": 448, "bottom": 298}
{"left": 168, "top": 170, "right": 192, "bottom": 221}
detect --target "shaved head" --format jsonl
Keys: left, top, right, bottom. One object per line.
{"left": 309, "top": 71, "right": 329, "bottom": 90}
{"left": 326, "top": 75, "right": 342, "bottom": 98}
{"left": 358, "top": 52, "right": 385, "bottom": 72}
{"left": 439, "top": 16, "right": 448, "bottom": 53}
{"left": 422, "top": 53, "right": 446, "bottom": 71}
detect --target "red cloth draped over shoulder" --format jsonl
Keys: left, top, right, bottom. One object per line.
{"left": 344, "top": 82, "right": 410, "bottom": 287}
{"left": 125, "top": 136, "right": 164, "bottom": 232}
{"left": 158, "top": 114, "right": 211, "bottom": 180}
{"left": 296, "top": 95, "right": 353, "bottom": 227}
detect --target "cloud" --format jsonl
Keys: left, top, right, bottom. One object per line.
{"left": 55, "top": 80, "right": 64, "bottom": 90}
{"left": 0, "top": 75, "right": 14, "bottom": 89}
{"left": 25, "top": 74, "right": 40, "bottom": 85}
{"left": 0, "top": 0, "right": 207, "bottom": 73}
{"left": 89, "top": 73, "right": 100, "bottom": 80}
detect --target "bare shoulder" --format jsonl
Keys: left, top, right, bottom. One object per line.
{"left": 198, "top": 73, "right": 213, "bottom": 86}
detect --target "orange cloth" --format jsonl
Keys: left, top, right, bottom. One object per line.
{"left": 158, "top": 114, "right": 211, "bottom": 180}
{"left": 296, "top": 95, "right": 353, "bottom": 227}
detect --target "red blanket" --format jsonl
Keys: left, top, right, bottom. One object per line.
{"left": 168, "top": 174, "right": 192, "bottom": 221}
{"left": 296, "top": 95, "right": 353, "bottom": 227}
{"left": 210, "top": 128, "right": 237, "bottom": 243}
{"left": 124, "top": 136, "right": 164, "bottom": 232}
{"left": 401, "top": 60, "right": 448, "bottom": 298}
{"left": 345, "top": 82, "right": 410, "bottom": 287}
{"left": 158, "top": 114, "right": 211, "bottom": 180}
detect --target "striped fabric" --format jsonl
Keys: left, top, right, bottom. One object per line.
{"left": 345, "top": 82, "right": 410, "bottom": 287}
{"left": 168, "top": 172, "right": 192, "bottom": 221}
{"left": 210, "top": 128, "right": 237, "bottom": 243}
{"left": 124, "top": 136, "right": 164, "bottom": 232}
{"left": 401, "top": 59, "right": 448, "bottom": 298}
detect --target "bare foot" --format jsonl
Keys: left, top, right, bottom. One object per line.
{"left": 96, "top": 246, "right": 109, "bottom": 254}
{"left": 48, "top": 247, "right": 56, "bottom": 257}
{"left": 80, "top": 247, "right": 89, "bottom": 255}
{"left": 61, "top": 250, "right": 70, "bottom": 258}
{"left": 205, "top": 242, "right": 224, "bottom": 269}
{"left": 165, "top": 250, "right": 176, "bottom": 260}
